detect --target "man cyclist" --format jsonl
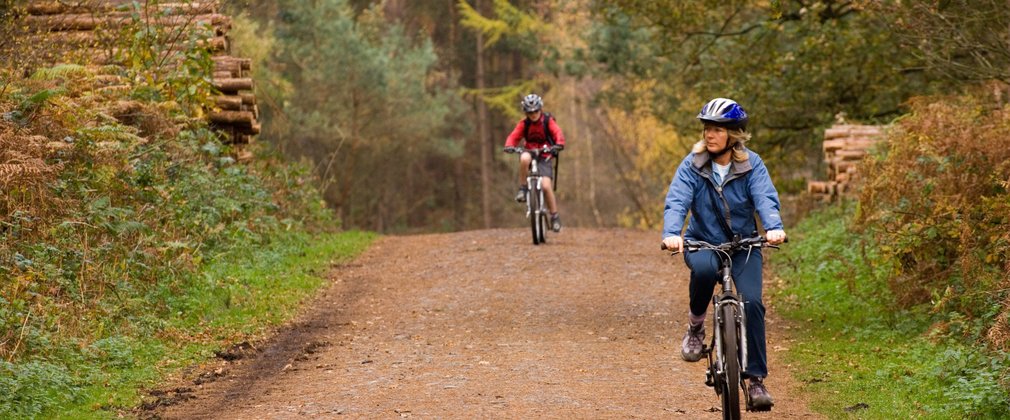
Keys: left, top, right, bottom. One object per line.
{"left": 661, "top": 98, "right": 786, "bottom": 410}
{"left": 504, "top": 93, "right": 566, "bottom": 232}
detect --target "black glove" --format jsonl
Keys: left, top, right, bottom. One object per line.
{"left": 552, "top": 144, "right": 564, "bottom": 153}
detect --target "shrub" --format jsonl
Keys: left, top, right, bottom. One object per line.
{"left": 856, "top": 92, "right": 1010, "bottom": 348}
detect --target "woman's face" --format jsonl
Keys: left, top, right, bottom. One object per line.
{"left": 704, "top": 125, "right": 729, "bottom": 153}
{"left": 526, "top": 109, "right": 542, "bottom": 121}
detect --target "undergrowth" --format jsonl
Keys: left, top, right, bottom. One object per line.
{"left": 770, "top": 204, "right": 1010, "bottom": 419}
{"left": 0, "top": 2, "right": 373, "bottom": 417}
{"left": 856, "top": 94, "right": 1010, "bottom": 349}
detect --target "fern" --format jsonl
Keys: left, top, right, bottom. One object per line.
{"left": 18, "top": 87, "right": 66, "bottom": 113}
{"left": 30, "top": 64, "right": 88, "bottom": 81}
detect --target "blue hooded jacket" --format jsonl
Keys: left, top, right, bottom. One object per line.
{"left": 663, "top": 148, "right": 783, "bottom": 243}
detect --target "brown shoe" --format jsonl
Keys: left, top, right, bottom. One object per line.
{"left": 680, "top": 323, "right": 705, "bottom": 362}
{"left": 747, "top": 377, "right": 774, "bottom": 411}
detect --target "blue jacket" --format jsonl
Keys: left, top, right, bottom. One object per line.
{"left": 663, "top": 148, "right": 783, "bottom": 243}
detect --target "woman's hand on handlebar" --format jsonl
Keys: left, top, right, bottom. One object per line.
{"left": 662, "top": 235, "right": 684, "bottom": 254}
{"left": 766, "top": 229, "right": 787, "bottom": 245}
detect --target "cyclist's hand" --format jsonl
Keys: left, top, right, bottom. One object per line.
{"left": 663, "top": 235, "right": 684, "bottom": 253}
{"left": 552, "top": 144, "right": 564, "bottom": 153}
{"left": 766, "top": 229, "right": 786, "bottom": 245}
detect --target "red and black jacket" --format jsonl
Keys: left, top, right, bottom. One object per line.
{"left": 504, "top": 113, "right": 566, "bottom": 155}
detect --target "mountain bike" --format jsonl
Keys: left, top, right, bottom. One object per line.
{"left": 663, "top": 235, "right": 781, "bottom": 419}
{"left": 506, "top": 145, "right": 558, "bottom": 245}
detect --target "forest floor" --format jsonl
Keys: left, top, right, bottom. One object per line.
{"left": 147, "top": 228, "right": 821, "bottom": 419}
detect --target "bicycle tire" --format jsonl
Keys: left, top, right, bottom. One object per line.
{"left": 720, "top": 303, "right": 742, "bottom": 420}
{"left": 538, "top": 196, "right": 547, "bottom": 244}
{"left": 529, "top": 187, "right": 541, "bottom": 245}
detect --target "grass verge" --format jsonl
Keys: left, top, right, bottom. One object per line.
{"left": 2, "top": 230, "right": 374, "bottom": 419}
{"left": 769, "top": 204, "right": 1010, "bottom": 419}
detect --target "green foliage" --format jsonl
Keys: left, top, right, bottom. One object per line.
{"left": 271, "top": 0, "right": 465, "bottom": 230}
{"left": 112, "top": 2, "right": 216, "bottom": 115}
{"left": 30, "top": 64, "right": 88, "bottom": 81}
{"left": 0, "top": 360, "right": 76, "bottom": 418}
{"left": 458, "top": 0, "right": 542, "bottom": 48}
{"left": 457, "top": 0, "right": 548, "bottom": 120}
{"left": 588, "top": 1, "right": 947, "bottom": 171}
{"left": 0, "top": 4, "right": 366, "bottom": 415}
{"left": 873, "top": 0, "right": 1010, "bottom": 84}
{"left": 856, "top": 94, "right": 1010, "bottom": 347}
{"left": 771, "top": 205, "right": 1010, "bottom": 419}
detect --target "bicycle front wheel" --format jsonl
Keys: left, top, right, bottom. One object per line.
{"left": 720, "top": 303, "right": 742, "bottom": 420}
{"left": 529, "top": 187, "right": 541, "bottom": 245}
{"left": 537, "top": 195, "right": 548, "bottom": 244}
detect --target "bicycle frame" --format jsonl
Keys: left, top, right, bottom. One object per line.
{"left": 507, "top": 146, "right": 553, "bottom": 245}
{"left": 666, "top": 235, "right": 779, "bottom": 417}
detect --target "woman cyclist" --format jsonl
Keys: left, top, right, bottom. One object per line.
{"left": 661, "top": 98, "right": 786, "bottom": 410}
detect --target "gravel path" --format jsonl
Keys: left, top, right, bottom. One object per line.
{"left": 153, "top": 228, "right": 821, "bottom": 419}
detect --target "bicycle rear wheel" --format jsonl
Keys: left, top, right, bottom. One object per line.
{"left": 720, "top": 303, "right": 742, "bottom": 420}
{"left": 529, "top": 187, "right": 541, "bottom": 245}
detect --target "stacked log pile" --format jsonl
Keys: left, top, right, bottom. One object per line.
{"left": 807, "top": 124, "right": 884, "bottom": 200}
{"left": 17, "top": 0, "right": 258, "bottom": 144}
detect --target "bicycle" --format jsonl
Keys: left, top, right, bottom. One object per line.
{"left": 505, "top": 145, "right": 558, "bottom": 245}
{"left": 662, "top": 235, "right": 782, "bottom": 419}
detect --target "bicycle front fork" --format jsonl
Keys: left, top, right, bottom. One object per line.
{"left": 707, "top": 296, "right": 748, "bottom": 386}
{"left": 525, "top": 175, "right": 541, "bottom": 218}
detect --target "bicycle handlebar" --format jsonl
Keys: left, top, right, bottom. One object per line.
{"left": 504, "top": 145, "right": 562, "bottom": 155}
{"left": 661, "top": 235, "right": 787, "bottom": 255}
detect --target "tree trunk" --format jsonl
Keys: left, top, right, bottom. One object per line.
{"left": 475, "top": 0, "right": 491, "bottom": 229}
{"left": 585, "top": 98, "right": 603, "bottom": 227}
{"left": 450, "top": 0, "right": 466, "bottom": 229}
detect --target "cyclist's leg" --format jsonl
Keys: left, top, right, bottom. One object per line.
{"left": 731, "top": 250, "right": 767, "bottom": 378}
{"left": 518, "top": 152, "right": 532, "bottom": 186}
{"left": 681, "top": 251, "right": 720, "bottom": 361}
{"left": 539, "top": 158, "right": 558, "bottom": 213}
{"left": 542, "top": 177, "right": 557, "bottom": 214}
{"left": 684, "top": 251, "right": 721, "bottom": 319}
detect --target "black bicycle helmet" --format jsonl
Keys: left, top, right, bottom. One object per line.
{"left": 521, "top": 94, "right": 543, "bottom": 113}
{"left": 697, "top": 98, "right": 748, "bottom": 130}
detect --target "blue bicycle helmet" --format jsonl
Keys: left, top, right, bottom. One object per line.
{"left": 697, "top": 98, "right": 748, "bottom": 130}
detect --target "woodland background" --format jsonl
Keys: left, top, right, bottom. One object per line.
{"left": 1, "top": 0, "right": 1009, "bottom": 417}
{"left": 229, "top": 0, "right": 1001, "bottom": 232}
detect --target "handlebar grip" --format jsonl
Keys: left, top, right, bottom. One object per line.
{"left": 660, "top": 243, "right": 668, "bottom": 251}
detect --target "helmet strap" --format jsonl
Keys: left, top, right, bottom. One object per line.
{"left": 713, "top": 140, "right": 736, "bottom": 160}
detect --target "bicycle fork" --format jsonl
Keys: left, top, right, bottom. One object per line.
{"left": 707, "top": 267, "right": 748, "bottom": 388}
{"left": 525, "top": 162, "right": 542, "bottom": 219}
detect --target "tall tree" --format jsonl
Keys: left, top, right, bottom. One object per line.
{"left": 271, "top": 0, "right": 462, "bottom": 230}
{"left": 589, "top": 1, "right": 947, "bottom": 176}
{"left": 474, "top": 0, "right": 492, "bottom": 228}
{"left": 873, "top": 0, "right": 1010, "bottom": 85}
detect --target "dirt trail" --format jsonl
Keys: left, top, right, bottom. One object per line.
{"left": 154, "top": 228, "right": 821, "bottom": 419}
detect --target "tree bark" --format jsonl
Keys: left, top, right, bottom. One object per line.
{"left": 475, "top": 0, "right": 492, "bottom": 229}
{"left": 213, "top": 95, "right": 243, "bottom": 110}
{"left": 213, "top": 78, "right": 253, "bottom": 92}
{"left": 208, "top": 110, "right": 254, "bottom": 126}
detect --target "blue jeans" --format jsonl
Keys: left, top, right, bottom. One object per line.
{"left": 684, "top": 248, "right": 767, "bottom": 378}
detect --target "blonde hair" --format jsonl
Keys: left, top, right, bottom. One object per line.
{"left": 692, "top": 128, "right": 752, "bottom": 162}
